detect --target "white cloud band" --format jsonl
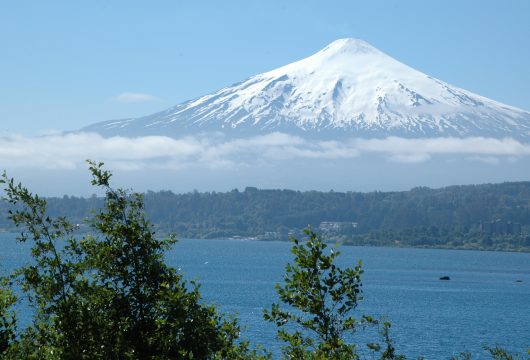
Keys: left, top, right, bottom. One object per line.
{"left": 1, "top": 132, "right": 530, "bottom": 170}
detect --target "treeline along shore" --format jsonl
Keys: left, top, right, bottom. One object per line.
{"left": 2, "top": 181, "right": 530, "bottom": 251}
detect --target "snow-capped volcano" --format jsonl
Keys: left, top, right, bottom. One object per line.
{"left": 83, "top": 38, "right": 530, "bottom": 139}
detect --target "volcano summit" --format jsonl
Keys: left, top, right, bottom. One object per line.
{"left": 83, "top": 39, "right": 530, "bottom": 139}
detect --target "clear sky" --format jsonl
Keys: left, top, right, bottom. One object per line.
{"left": 1, "top": 0, "right": 530, "bottom": 135}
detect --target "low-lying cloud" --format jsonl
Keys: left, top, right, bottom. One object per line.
{"left": 114, "top": 92, "right": 158, "bottom": 103}
{"left": 1, "top": 132, "right": 530, "bottom": 170}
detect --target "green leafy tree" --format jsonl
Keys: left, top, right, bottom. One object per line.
{"left": 450, "top": 347, "right": 530, "bottom": 360}
{"left": 0, "top": 162, "right": 267, "bottom": 359}
{"left": 1, "top": 169, "right": 84, "bottom": 359}
{"left": 0, "top": 277, "right": 16, "bottom": 356}
{"left": 484, "top": 346, "right": 530, "bottom": 360}
{"left": 264, "top": 228, "right": 402, "bottom": 360}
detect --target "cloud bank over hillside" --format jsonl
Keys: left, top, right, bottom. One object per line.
{"left": 1, "top": 132, "right": 529, "bottom": 171}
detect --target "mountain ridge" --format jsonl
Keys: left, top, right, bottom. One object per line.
{"left": 82, "top": 38, "right": 530, "bottom": 139}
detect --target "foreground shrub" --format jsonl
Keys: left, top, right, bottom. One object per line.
{"left": 265, "top": 228, "right": 403, "bottom": 360}
{"left": 0, "top": 162, "right": 266, "bottom": 359}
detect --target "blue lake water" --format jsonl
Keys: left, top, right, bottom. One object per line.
{"left": 1, "top": 232, "right": 529, "bottom": 359}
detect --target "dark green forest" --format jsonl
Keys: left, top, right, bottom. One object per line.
{"left": 2, "top": 181, "right": 530, "bottom": 251}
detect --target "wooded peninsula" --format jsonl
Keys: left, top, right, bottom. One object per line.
{"left": 2, "top": 181, "right": 530, "bottom": 252}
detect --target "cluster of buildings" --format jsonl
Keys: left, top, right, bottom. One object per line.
{"left": 318, "top": 221, "right": 358, "bottom": 233}
{"left": 479, "top": 219, "right": 522, "bottom": 235}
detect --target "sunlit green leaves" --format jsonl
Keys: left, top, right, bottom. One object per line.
{"left": 1, "top": 162, "right": 268, "bottom": 359}
{"left": 264, "top": 228, "right": 364, "bottom": 359}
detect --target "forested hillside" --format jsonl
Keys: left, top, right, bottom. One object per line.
{"left": 2, "top": 182, "right": 530, "bottom": 251}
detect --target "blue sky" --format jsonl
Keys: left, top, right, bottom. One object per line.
{"left": 1, "top": 0, "right": 530, "bottom": 135}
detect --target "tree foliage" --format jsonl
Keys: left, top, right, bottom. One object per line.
{"left": 264, "top": 229, "right": 403, "bottom": 360}
{"left": 0, "top": 278, "right": 16, "bottom": 356}
{"left": 0, "top": 162, "right": 266, "bottom": 359}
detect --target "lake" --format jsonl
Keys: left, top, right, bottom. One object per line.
{"left": 1, "top": 232, "right": 529, "bottom": 359}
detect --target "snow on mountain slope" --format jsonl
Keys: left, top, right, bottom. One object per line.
{"left": 82, "top": 39, "right": 530, "bottom": 139}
